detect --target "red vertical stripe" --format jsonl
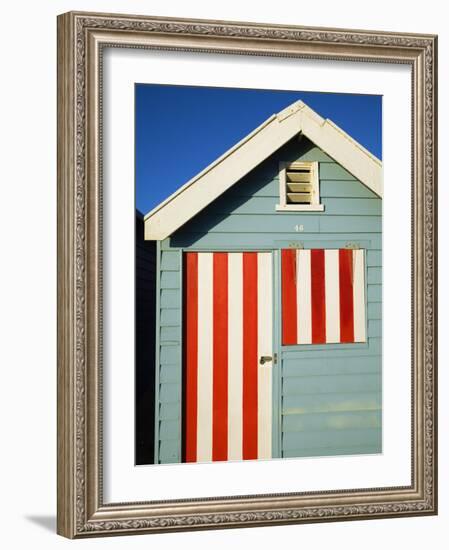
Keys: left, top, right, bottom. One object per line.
{"left": 311, "top": 249, "right": 326, "bottom": 344}
{"left": 281, "top": 249, "right": 297, "bottom": 345}
{"left": 212, "top": 253, "right": 228, "bottom": 461}
{"left": 339, "top": 249, "right": 355, "bottom": 343}
{"left": 242, "top": 252, "right": 258, "bottom": 459}
{"left": 184, "top": 253, "right": 198, "bottom": 462}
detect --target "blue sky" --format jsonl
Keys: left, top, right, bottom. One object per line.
{"left": 135, "top": 84, "right": 382, "bottom": 214}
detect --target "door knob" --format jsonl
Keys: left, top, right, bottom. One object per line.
{"left": 259, "top": 355, "right": 273, "bottom": 365}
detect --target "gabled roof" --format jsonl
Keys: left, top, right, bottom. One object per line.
{"left": 144, "top": 100, "right": 382, "bottom": 241}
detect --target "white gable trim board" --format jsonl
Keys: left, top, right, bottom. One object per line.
{"left": 144, "top": 100, "right": 382, "bottom": 241}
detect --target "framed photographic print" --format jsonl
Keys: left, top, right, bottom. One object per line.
{"left": 57, "top": 11, "right": 438, "bottom": 538}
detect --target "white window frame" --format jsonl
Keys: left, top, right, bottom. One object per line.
{"left": 276, "top": 160, "right": 324, "bottom": 212}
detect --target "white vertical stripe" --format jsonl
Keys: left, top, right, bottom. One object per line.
{"left": 227, "top": 253, "right": 243, "bottom": 461}
{"left": 257, "top": 253, "right": 272, "bottom": 460}
{"left": 196, "top": 253, "right": 213, "bottom": 462}
{"left": 353, "top": 249, "right": 367, "bottom": 342}
{"left": 325, "top": 249, "right": 341, "bottom": 343}
{"left": 297, "top": 249, "right": 312, "bottom": 344}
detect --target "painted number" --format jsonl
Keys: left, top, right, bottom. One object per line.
{"left": 294, "top": 224, "right": 304, "bottom": 232}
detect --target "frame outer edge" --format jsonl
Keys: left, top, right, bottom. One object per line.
{"left": 430, "top": 35, "right": 438, "bottom": 514}
{"left": 86, "top": 17, "right": 102, "bottom": 524}
{"left": 56, "top": 10, "right": 438, "bottom": 538}
{"left": 57, "top": 12, "right": 77, "bottom": 539}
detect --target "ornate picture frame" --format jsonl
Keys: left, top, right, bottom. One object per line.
{"left": 57, "top": 11, "right": 437, "bottom": 538}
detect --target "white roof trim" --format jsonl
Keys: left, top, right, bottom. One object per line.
{"left": 144, "top": 100, "right": 382, "bottom": 241}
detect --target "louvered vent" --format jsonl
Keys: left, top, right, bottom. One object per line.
{"left": 276, "top": 160, "right": 323, "bottom": 211}
{"left": 285, "top": 165, "right": 313, "bottom": 205}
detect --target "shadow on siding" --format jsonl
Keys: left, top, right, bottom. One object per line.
{"left": 135, "top": 211, "right": 156, "bottom": 464}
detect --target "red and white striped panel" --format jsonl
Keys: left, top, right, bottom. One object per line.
{"left": 281, "top": 248, "right": 366, "bottom": 345}
{"left": 184, "top": 252, "right": 273, "bottom": 463}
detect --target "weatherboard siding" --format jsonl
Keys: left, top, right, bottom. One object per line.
{"left": 156, "top": 247, "right": 183, "bottom": 463}
{"left": 155, "top": 137, "right": 382, "bottom": 463}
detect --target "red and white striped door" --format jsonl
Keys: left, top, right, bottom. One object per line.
{"left": 281, "top": 248, "right": 367, "bottom": 345}
{"left": 183, "top": 252, "right": 273, "bottom": 463}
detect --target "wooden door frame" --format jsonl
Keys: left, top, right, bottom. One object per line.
{"left": 271, "top": 249, "right": 282, "bottom": 459}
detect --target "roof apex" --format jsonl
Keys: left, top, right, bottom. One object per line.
{"left": 276, "top": 100, "right": 323, "bottom": 124}
{"left": 144, "top": 100, "right": 382, "bottom": 240}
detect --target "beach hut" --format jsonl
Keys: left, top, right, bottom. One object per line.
{"left": 143, "top": 100, "right": 382, "bottom": 464}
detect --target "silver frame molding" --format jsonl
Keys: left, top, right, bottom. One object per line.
{"left": 57, "top": 11, "right": 438, "bottom": 538}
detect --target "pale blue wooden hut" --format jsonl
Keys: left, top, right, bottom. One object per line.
{"left": 143, "top": 100, "right": 382, "bottom": 465}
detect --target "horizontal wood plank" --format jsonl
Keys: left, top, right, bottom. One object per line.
{"left": 282, "top": 373, "right": 381, "bottom": 396}
{"left": 159, "top": 402, "right": 180, "bottom": 420}
{"left": 160, "top": 251, "right": 181, "bottom": 271}
{"left": 160, "top": 326, "right": 180, "bottom": 343}
{"left": 171, "top": 232, "right": 382, "bottom": 249}
{"left": 158, "top": 440, "right": 179, "bottom": 461}
{"left": 160, "top": 309, "right": 181, "bottom": 327}
{"left": 283, "top": 410, "right": 381, "bottom": 433}
{"left": 160, "top": 289, "right": 181, "bottom": 309}
{"left": 282, "top": 355, "right": 381, "bottom": 377}
{"left": 159, "top": 365, "right": 181, "bottom": 383}
{"left": 283, "top": 391, "right": 381, "bottom": 415}
{"left": 160, "top": 345, "right": 181, "bottom": 365}
{"left": 206, "top": 196, "right": 381, "bottom": 216}
{"left": 159, "top": 419, "right": 180, "bottom": 440}
{"left": 180, "top": 214, "right": 381, "bottom": 234}
{"left": 160, "top": 271, "right": 180, "bottom": 289}
{"left": 282, "top": 427, "right": 381, "bottom": 451}
{"left": 159, "top": 383, "right": 181, "bottom": 403}
{"left": 283, "top": 444, "right": 381, "bottom": 458}
{"left": 281, "top": 337, "right": 381, "bottom": 358}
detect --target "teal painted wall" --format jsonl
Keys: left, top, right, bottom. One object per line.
{"left": 154, "top": 137, "right": 382, "bottom": 464}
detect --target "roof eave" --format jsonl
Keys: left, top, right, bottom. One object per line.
{"left": 144, "top": 100, "right": 382, "bottom": 241}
